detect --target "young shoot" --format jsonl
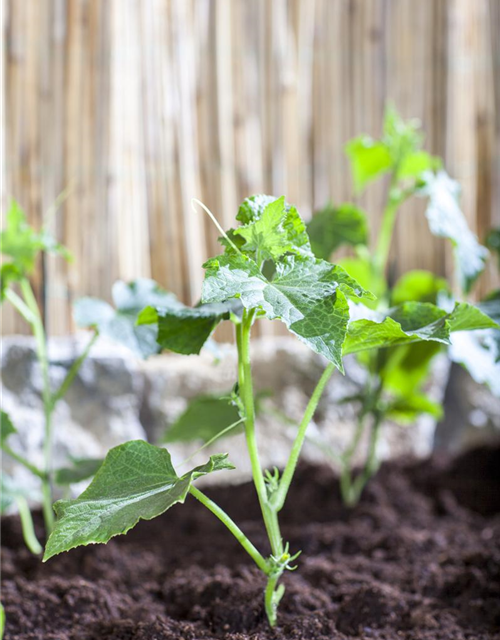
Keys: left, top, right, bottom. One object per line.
{"left": 0, "top": 200, "right": 99, "bottom": 548}
{"left": 43, "top": 194, "right": 497, "bottom": 627}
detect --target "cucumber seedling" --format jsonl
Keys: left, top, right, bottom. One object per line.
{"left": 307, "top": 107, "right": 492, "bottom": 506}
{"left": 43, "top": 194, "right": 497, "bottom": 626}
{"left": 1, "top": 201, "right": 99, "bottom": 551}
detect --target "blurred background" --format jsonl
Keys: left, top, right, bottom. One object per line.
{"left": 2, "top": 0, "right": 500, "bottom": 337}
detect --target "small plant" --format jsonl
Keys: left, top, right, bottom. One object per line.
{"left": 0, "top": 201, "right": 98, "bottom": 549}
{"left": 448, "top": 226, "right": 500, "bottom": 395}
{"left": 307, "top": 107, "right": 493, "bottom": 505}
{"left": 43, "top": 194, "right": 496, "bottom": 626}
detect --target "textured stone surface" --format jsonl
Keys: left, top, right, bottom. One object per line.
{"left": 1, "top": 334, "right": 450, "bottom": 496}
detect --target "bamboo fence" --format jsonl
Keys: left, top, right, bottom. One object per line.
{"left": 2, "top": 0, "right": 499, "bottom": 336}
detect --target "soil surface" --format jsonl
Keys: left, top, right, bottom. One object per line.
{"left": 2, "top": 445, "right": 500, "bottom": 639}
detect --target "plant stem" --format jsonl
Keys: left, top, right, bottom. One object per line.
{"left": 374, "top": 189, "right": 400, "bottom": 277}
{"left": 19, "top": 279, "right": 55, "bottom": 533}
{"left": 189, "top": 486, "right": 268, "bottom": 574}
{"left": 1, "top": 446, "right": 45, "bottom": 480}
{"left": 264, "top": 573, "right": 285, "bottom": 627}
{"left": 274, "top": 362, "right": 336, "bottom": 511}
{"left": 16, "top": 496, "right": 43, "bottom": 555}
{"left": 339, "top": 413, "right": 367, "bottom": 505}
{"left": 341, "top": 412, "right": 383, "bottom": 507}
{"left": 236, "top": 314, "right": 283, "bottom": 557}
{"left": 51, "top": 331, "right": 98, "bottom": 406}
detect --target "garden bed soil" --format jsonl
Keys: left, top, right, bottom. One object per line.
{"left": 2, "top": 445, "right": 500, "bottom": 639}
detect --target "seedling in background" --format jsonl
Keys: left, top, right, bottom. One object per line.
{"left": 449, "top": 227, "right": 500, "bottom": 395}
{"left": 43, "top": 194, "right": 496, "bottom": 627}
{"left": 0, "top": 201, "right": 98, "bottom": 549}
{"left": 307, "top": 107, "right": 494, "bottom": 506}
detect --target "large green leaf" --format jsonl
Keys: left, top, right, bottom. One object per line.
{"left": 307, "top": 203, "right": 369, "bottom": 260}
{"left": 0, "top": 200, "right": 70, "bottom": 278}
{"left": 0, "top": 410, "right": 16, "bottom": 446}
{"left": 138, "top": 299, "right": 241, "bottom": 355}
{"left": 43, "top": 441, "right": 234, "bottom": 561}
{"left": 202, "top": 253, "right": 373, "bottom": 371}
{"left": 163, "top": 395, "right": 243, "bottom": 444}
{"left": 74, "top": 279, "right": 182, "bottom": 358}
{"left": 54, "top": 457, "right": 104, "bottom": 485}
{"left": 344, "top": 301, "right": 498, "bottom": 355}
{"left": 420, "top": 171, "right": 488, "bottom": 293}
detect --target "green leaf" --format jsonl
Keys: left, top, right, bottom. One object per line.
{"left": 163, "top": 395, "right": 243, "bottom": 444}
{"left": 346, "top": 108, "right": 440, "bottom": 194}
{"left": 386, "top": 392, "right": 443, "bottom": 424}
{"left": 344, "top": 301, "right": 498, "bottom": 355}
{"left": 0, "top": 411, "right": 16, "bottom": 446}
{"left": 233, "top": 196, "right": 292, "bottom": 262}
{"left": 307, "top": 203, "right": 369, "bottom": 260}
{"left": 420, "top": 171, "right": 488, "bottom": 292}
{"left": 43, "top": 441, "right": 234, "bottom": 561}
{"left": 202, "top": 253, "right": 373, "bottom": 371}
{"left": 346, "top": 138, "right": 393, "bottom": 193}
{"left": 0, "top": 599, "right": 5, "bottom": 639}
{"left": 0, "top": 263, "right": 22, "bottom": 300}
{"left": 338, "top": 255, "right": 386, "bottom": 306}
{"left": 379, "top": 341, "right": 442, "bottom": 398}
{"left": 54, "top": 458, "right": 104, "bottom": 485}
{"left": 398, "top": 151, "right": 441, "bottom": 180}
{"left": 138, "top": 299, "right": 241, "bottom": 355}
{"left": 74, "top": 279, "right": 182, "bottom": 358}
{"left": 391, "top": 270, "right": 449, "bottom": 306}
{"left": 234, "top": 195, "right": 312, "bottom": 259}
{"left": 0, "top": 200, "right": 70, "bottom": 276}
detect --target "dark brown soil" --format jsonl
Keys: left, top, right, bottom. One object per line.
{"left": 2, "top": 445, "right": 500, "bottom": 639}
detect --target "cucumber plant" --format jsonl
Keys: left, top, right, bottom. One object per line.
{"left": 307, "top": 107, "right": 492, "bottom": 505}
{"left": 1, "top": 201, "right": 98, "bottom": 550}
{"left": 43, "top": 194, "right": 496, "bottom": 626}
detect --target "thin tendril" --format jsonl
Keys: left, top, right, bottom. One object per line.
{"left": 191, "top": 198, "right": 243, "bottom": 256}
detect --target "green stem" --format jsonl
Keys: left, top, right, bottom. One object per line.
{"left": 51, "top": 331, "right": 98, "bottom": 406}
{"left": 1, "top": 446, "right": 45, "bottom": 480}
{"left": 236, "top": 314, "right": 283, "bottom": 557}
{"left": 374, "top": 191, "right": 400, "bottom": 276}
{"left": 189, "top": 486, "right": 268, "bottom": 574}
{"left": 19, "top": 279, "right": 54, "bottom": 533}
{"left": 264, "top": 573, "right": 285, "bottom": 627}
{"left": 16, "top": 496, "right": 43, "bottom": 555}
{"left": 339, "top": 413, "right": 367, "bottom": 505}
{"left": 274, "top": 362, "right": 336, "bottom": 511}
{"left": 342, "top": 412, "right": 383, "bottom": 507}
{"left": 4, "top": 289, "right": 37, "bottom": 324}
